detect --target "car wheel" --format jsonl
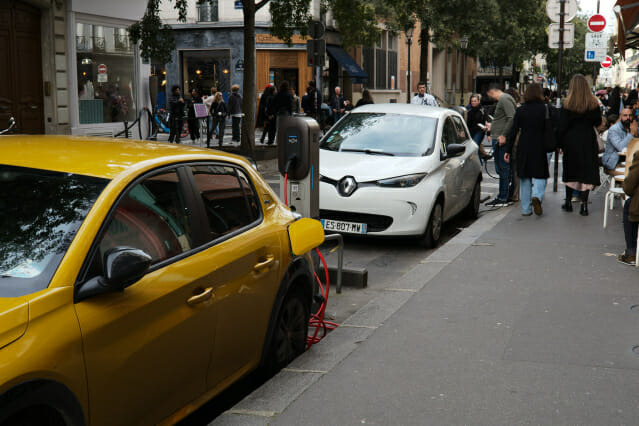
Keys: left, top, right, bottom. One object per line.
{"left": 264, "top": 288, "right": 309, "bottom": 376}
{"left": 420, "top": 201, "right": 443, "bottom": 248}
{"left": 463, "top": 179, "right": 481, "bottom": 219}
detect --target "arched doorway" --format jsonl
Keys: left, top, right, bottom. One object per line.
{"left": 0, "top": 1, "right": 44, "bottom": 133}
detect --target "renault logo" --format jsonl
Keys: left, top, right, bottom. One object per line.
{"left": 338, "top": 176, "right": 357, "bottom": 197}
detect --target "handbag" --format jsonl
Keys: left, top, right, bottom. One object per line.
{"left": 594, "top": 126, "right": 605, "bottom": 153}
{"left": 543, "top": 105, "right": 557, "bottom": 153}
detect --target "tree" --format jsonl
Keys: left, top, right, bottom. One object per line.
{"left": 543, "top": 16, "right": 593, "bottom": 91}
{"left": 130, "top": 0, "right": 389, "bottom": 157}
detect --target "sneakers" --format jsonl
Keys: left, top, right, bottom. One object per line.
{"left": 532, "top": 197, "right": 543, "bottom": 216}
{"left": 485, "top": 198, "right": 508, "bottom": 207}
{"left": 618, "top": 253, "right": 636, "bottom": 266}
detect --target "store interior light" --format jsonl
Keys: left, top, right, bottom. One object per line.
{"left": 196, "top": 69, "right": 202, "bottom": 75}
{"left": 82, "top": 72, "right": 87, "bottom": 76}
{"left": 161, "top": 80, "right": 166, "bottom": 86}
{"left": 223, "top": 69, "right": 229, "bottom": 74}
{"left": 81, "top": 58, "right": 92, "bottom": 65}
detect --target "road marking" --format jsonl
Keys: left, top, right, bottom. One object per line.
{"left": 282, "top": 367, "right": 329, "bottom": 374}
{"left": 384, "top": 288, "right": 418, "bottom": 293}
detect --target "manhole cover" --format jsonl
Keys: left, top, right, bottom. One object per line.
{"left": 632, "top": 346, "right": 639, "bottom": 356}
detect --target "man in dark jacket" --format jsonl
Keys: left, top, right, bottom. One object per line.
{"left": 302, "top": 86, "right": 316, "bottom": 116}
{"left": 168, "top": 85, "right": 185, "bottom": 144}
{"left": 620, "top": 150, "right": 639, "bottom": 265}
{"left": 228, "top": 85, "right": 242, "bottom": 142}
{"left": 330, "top": 86, "right": 345, "bottom": 122}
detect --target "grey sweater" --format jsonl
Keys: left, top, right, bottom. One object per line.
{"left": 491, "top": 93, "right": 516, "bottom": 138}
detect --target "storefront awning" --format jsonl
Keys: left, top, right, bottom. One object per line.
{"left": 326, "top": 46, "right": 368, "bottom": 83}
{"left": 615, "top": 0, "right": 639, "bottom": 58}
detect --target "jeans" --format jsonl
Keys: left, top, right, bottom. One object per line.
{"left": 623, "top": 198, "right": 638, "bottom": 256}
{"left": 493, "top": 140, "right": 511, "bottom": 201}
{"left": 472, "top": 131, "right": 483, "bottom": 160}
{"left": 519, "top": 177, "right": 547, "bottom": 214}
{"left": 232, "top": 116, "right": 241, "bottom": 141}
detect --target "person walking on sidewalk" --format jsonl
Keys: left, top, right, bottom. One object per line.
{"left": 485, "top": 83, "right": 517, "bottom": 207}
{"left": 504, "top": 83, "right": 549, "bottom": 216}
{"left": 557, "top": 74, "right": 603, "bottom": 216}
{"left": 619, "top": 150, "right": 639, "bottom": 265}
{"left": 206, "top": 91, "right": 219, "bottom": 148}
{"left": 411, "top": 82, "right": 439, "bottom": 107}
{"left": 213, "top": 92, "right": 227, "bottom": 147}
{"left": 228, "top": 85, "right": 243, "bottom": 143}
{"left": 466, "top": 94, "right": 490, "bottom": 160}
{"left": 186, "top": 88, "right": 202, "bottom": 143}
{"left": 168, "top": 85, "right": 185, "bottom": 144}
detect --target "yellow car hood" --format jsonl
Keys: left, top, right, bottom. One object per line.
{"left": 0, "top": 299, "right": 28, "bottom": 349}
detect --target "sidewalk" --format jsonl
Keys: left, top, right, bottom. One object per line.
{"left": 213, "top": 187, "right": 639, "bottom": 425}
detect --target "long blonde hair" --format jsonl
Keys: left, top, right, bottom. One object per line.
{"left": 214, "top": 92, "right": 224, "bottom": 103}
{"left": 563, "top": 74, "right": 598, "bottom": 114}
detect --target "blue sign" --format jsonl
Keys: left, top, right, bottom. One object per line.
{"left": 586, "top": 50, "right": 595, "bottom": 60}
{"left": 235, "top": 1, "right": 242, "bottom": 9}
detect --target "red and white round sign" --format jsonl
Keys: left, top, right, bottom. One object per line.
{"left": 588, "top": 14, "right": 606, "bottom": 33}
{"left": 601, "top": 56, "right": 612, "bottom": 68}
{"left": 97, "top": 64, "right": 107, "bottom": 74}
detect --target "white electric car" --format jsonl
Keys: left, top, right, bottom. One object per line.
{"left": 319, "top": 104, "right": 482, "bottom": 247}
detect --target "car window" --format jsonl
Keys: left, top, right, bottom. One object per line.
{"left": 0, "top": 165, "right": 108, "bottom": 297}
{"left": 452, "top": 116, "right": 470, "bottom": 143}
{"left": 441, "top": 117, "right": 458, "bottom": 151}
{"left": 189, "top": 165, "right": 260, "bottom": 242}
{"left": 320, "top": 113, "right": 438, "bottom": 157}
{"left": 87, "top": 169, "right": 193, "bottom": 279}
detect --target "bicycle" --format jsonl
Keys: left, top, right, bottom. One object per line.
{"left": 0, "top": 117, "right": 17, "bottom": 135}
{"left": 152, "top": 109, "right": 189, "bottom": 139}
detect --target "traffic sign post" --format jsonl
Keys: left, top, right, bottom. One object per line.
{"left": 601, "top": 56, "right": 613, "bottom": 68}
{"left": 548, "top": 23, "right": 574, "bottom": 49}
{"left": 587, "top": 14, "right": 606, "bottom": 32}
{"left": 546, "top": 0, "right": 577, "bottom": 23}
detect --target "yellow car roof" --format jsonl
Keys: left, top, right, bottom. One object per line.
{"left": 0, "top": 135, "right": 246, "bottom": 179}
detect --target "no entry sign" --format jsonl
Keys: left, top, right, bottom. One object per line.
{"left": 588, "top": 14, "right": 606, "bottom": 33}
{"left": 601, "top": 56, "right": 612, "bottom": 68}
{"left": 97, "top": 64, "right": 107, "bottom": 74}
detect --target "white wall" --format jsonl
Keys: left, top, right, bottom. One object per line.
{"left": 68, "top": 0, "right": 146, "bottom": 21}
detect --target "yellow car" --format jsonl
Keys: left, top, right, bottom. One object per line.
{"left": 0, "top": 136, "right": 324, "bottom": 426}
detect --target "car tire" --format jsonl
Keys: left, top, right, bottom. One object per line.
{"left": 463, "top": 179, "right": 481, "bottom": 219}
{"left": 262, "top": 288, "right": 310, "bottom": 377}
{"left": 420, "top": 201, "right": 443, "bottom": 249}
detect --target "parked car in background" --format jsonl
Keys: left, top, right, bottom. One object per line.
{"left": 319, "top": 104, "right": 482, "bottom": 248}
{"left": 0, "top": 136, "right": 324, "bottom": 426}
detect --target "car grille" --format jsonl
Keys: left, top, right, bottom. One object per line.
{"left": 320, "top": 210, "right": 393, "bottom": 233}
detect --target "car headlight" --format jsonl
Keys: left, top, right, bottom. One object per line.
{"left": 376, "top": 173, "right": 427, "bottom": 188}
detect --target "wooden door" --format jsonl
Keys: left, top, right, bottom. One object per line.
{"left": 0, "top": 1, "right": 44, "bottom": 134}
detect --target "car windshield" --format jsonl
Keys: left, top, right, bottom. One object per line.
{"left": 320, "top": 113, "right": 438, "bottom": 157}
{"left": 0, "top": 165, "right": 108, "bottom": 297}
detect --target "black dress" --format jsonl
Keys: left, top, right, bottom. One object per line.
{"left": 505, "top": 101, "right": 549, "bottom": 179}
{"left": 557, "top": 107, "right": 602, "bottom": 187}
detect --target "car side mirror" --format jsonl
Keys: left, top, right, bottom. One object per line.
{"left": 288, "top": 218, "right": 325, "bottom": 256}
{"left": 76, "top": 247, "right": 152, "bottom": 302}
{"left": 442, "top": 143, "right": 465, "bottom": 160}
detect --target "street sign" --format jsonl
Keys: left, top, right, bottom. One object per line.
{"left": 587, "top": 14, "right": 607, "bottom": 33}
{"left": 546, "top": 0, "right": 578, "bottom": 23}
{"left": 307, "top": 39, "right": 326, "bottom": 67}
{"left": 97, "top": 64, "right": 107, "bottom": 74}
{"left": 308, "top": 21, "right": 325, "bottom": 40}
{"left": 548, "top": 23, "right": 575, "bottom": 49}
{"left": 585, "top": 48, "right": 607, "bottom": 62}
{"left": 601, "top": 56, "right": 613, "bottom": 68}
{"left": 538, "top": 76, "right": 543, "bottom": 82}
{"left": 585, "top": 32, "right": 608, "bottom": 49}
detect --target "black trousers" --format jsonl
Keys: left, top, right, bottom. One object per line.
{"left": 168, "top": 118, "right": 183, "bottom": 143}
{"left": 623, "top": 198, "right": 638, "bottom": 255}
{"left": 187, "top": 118, "right": 200, "bottom": 140}
{"left": 232, "top": 116, "right": 241, "bottom": 141}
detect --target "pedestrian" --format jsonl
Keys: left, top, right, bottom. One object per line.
{"left": 355, "top": 89, "right": 374, "bottom": 107}
{"left": 503, "top": 83, "right": 549, "bottom": 216}
{"left": 608, "top": 86, "right": 622, "bottom": 118}
{"left": 228, "top": 84, "right": 242, "bottom": 143}
{"left": 204, "top": 87, "right": 218, "bottom": 146}
{"left": 485, "top": 83, "right": 517, "bottom": 207}
{"left": 206, "top": 89, "right": 219, "bottom": 148}
{"left": 466, "top": 94, "right": 490, "bottom": 160}
{"left": 302, "top": 86, "right": 316, "bottom": 116}
{"left": 603, "top": 107, "right": 637, "bottom": 173}
{"left": 256, "top": 85, "right": 271, "bottom": 144}
{"left": 291, "top": 86, "right": 301, "bottom": 114}
{"left": 213, "top": 92, "right": 227, "bottom": 147}
{"left": 557, "top": 74, "right": 603, "bottom": 216}
{"left": 619, "top": 150, "right": 639, "bottom": 265}
{"left": 330, "top": 86, "right": 345, "bottom": 122}
{"left": 273, "top": 81, "right": 293, "bottom": 116}
{"left": 263, "top": 86, "right": 277, "bottom": 145}
{"left": 505, "top": 88, "right": 522, "bottom": 201}
{"left": 168, "top": 85, "right": 185, "bottom": 144}
{"left": 411, "top": 82, "right": 439, "bottom": 106}
{"left": 187, "top": 88, "right": 202, "bottom": 143}
{"left": 506, "top": 88, "right": 521, "bottom": 106}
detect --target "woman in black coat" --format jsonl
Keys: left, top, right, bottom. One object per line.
{"left": 557, "top": 74, "right": 603, "bottom": 216}
{"left": 504, "top": 83, "right": 549, "bottom": 216}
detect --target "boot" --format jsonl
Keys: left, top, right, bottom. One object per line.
{"left": 580, "top": 190, "right": 590, "bottom": 216}
{"left": 561, "top": 186, "right": 573, "bottom": 212}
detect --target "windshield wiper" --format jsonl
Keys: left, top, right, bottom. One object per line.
{"left": 340, "top": 148, "right": 395, "bottom": 156}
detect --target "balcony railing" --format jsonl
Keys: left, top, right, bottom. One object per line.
{"left": 198, "top": 0, "right": 219, "bottom": 22}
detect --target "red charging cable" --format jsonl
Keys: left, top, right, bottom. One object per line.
{"left": 284, "top": 173, "right": 288, "bottom": 205}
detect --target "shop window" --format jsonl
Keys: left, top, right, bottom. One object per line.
{"left": 76, "top": 23, "right": 136, "bottom": 125}
{"left": 198, "top": 0, "right": 219, "bottom": 22}
{"left": 182, "top": 50, "right": 231, "bottom": 101}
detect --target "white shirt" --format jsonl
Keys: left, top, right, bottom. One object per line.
{"left": 411, "top": 93, "right": 439, "bottom": 107}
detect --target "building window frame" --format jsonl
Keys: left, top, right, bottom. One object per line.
{"left": 363, "top": 31, "right": 398, "bottom": 90}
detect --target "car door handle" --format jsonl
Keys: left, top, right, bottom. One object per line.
{"left": 186, "top": 287, "right": 213, "bottom": 306}
{"left": 254, "top": 255, "right": 275, "bottom": 272}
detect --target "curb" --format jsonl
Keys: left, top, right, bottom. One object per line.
{"left": 211, "top": 206, "right": 512, "bottom": 425}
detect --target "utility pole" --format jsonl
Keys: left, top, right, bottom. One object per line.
{"left": 592, "top": 0, "right": 601, "bottom": 86}
{"left": 553, "top": 0, "right": 566, "bottom": 193}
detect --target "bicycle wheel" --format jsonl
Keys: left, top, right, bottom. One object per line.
{"left": 180, "top": 121, "right": 189, "bottom": 138}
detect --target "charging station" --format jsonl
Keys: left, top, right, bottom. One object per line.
{"left": 277, "top": 115, "right": 321, "bottom": 219}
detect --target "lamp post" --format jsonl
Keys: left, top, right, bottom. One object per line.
{"left": 406, "top": 26, "right": 414, "bottom": 104}
{"left": 460, "top": 35, "right": 468, "bottom": 106}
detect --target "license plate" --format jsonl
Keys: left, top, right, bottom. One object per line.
{"left": 320, "top": 219, "right": 368, "bottom": 234}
